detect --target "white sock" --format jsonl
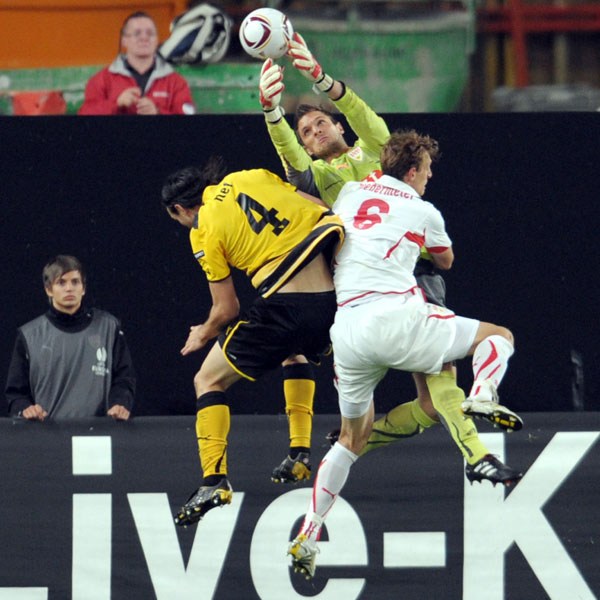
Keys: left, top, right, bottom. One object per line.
{"left": 299, "top": 442, "right": 358, "bottom": 543}
{"left": 469, "top": 334, "right": 514, "bottom": 399}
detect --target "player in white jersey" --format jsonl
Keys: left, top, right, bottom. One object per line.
{"left": 288, "top": 130, "right": 524, "bottom": 579}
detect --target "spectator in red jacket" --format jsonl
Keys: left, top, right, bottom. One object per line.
{"left": 79, "top": 11, "right": 195, "bottom": 115}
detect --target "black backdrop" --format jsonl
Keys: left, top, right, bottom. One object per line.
{"left": 0, "top": 113, "right": 598, "bottom": 417}
{"left": 0, "top": 414, "right": 598, "bottom": 599}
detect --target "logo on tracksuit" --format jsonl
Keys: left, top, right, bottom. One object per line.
{"left": 92, "top": 347, "right": 110, "bottom": 376}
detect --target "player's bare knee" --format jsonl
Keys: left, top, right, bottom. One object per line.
{"left": 495, "top": 325, "right": 514, "bottom": 347}
{"left": 282, "top": 354, "right": 309, "bottom": 366}
{"left": 194, "top": 371, "right": 221, "bottom": 396}
{"left": 194, "top": 362, "right": 237, "bottom": 396}
{"left": 193, "top": 371, "right": 207, "bottom": 396}
{"left": 477, "top": 322, "right": 514, "bottom": 348}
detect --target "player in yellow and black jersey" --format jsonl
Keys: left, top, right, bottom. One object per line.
{"left": 161, "top": 156, "right": 344, "bottom": 527}
{"left": 187, "top": 166, "right": 342, "bottom": 297}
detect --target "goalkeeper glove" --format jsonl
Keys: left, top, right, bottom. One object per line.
{"left": 259, "top": 58, "right": 285, "bottom": 123}
{"left": 287, "top": 33, "right": 334, "bottom": 94}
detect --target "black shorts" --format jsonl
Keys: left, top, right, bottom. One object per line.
{"left": 218, "top": 291, "right": 337, "bottom": 381}
{"left": 415, "top": 259, "right": 447, "bottom": 307}
{"left": 416, "top": 272, "right": 447, "bottom": 307}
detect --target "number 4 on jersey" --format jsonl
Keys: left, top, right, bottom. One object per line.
{"left": 237, "top": 193, "right": 290, "bottom": 236}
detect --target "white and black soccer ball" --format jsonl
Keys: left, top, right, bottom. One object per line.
{"left": 239, "top": 7, "right": 293, "bottom": 60}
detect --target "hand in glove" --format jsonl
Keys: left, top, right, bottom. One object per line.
{"left": 286, "top": 32, "right": 334, "bottom": 93}
{"left": 259, "top": 58, "right": 284, "bottom": 122}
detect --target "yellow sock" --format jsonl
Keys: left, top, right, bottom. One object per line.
{"left": 283, "top": 365, "right": 315, "bottom": 452}
{"left": 284, "top": 378, "right": 315, "bottom": 451}
{"left": 195, "top": 404, "right": 230, "bottom": 478}
{"left": 361, "top": 398, "right": 437, "bottom": 456}
{"left": 410, "top": 397, "right": 439, "bottom": 430}
{"left": 426, "top": 371, "right": 488, "bottom": 465}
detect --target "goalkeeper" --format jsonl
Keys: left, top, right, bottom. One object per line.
{"left": 258, "top": 33, "right": 523, "bottom": 486}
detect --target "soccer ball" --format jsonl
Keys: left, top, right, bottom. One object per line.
{"left": 239, "top": 8, "right": 294, "bottom": 60}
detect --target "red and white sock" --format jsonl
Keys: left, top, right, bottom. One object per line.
{"left": 299, "top": 442, "right": 358, "bottom": 544}
{"left": 469, "top": 334, "right": 514, "bottom": 399}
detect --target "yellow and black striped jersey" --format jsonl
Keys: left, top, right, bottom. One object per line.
{"left": 189, "top": 169, "right": 344, "bottom": 296}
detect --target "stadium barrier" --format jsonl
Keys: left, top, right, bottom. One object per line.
{"left": 0, "top": 64, "right": 260, "bottom": 115}
{"left": 0, "top": 413, "right": 597, "bottom": 599}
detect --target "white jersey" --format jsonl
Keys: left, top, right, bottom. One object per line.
{"left": 332, "top": 175, "right": 451, "bottom": 306}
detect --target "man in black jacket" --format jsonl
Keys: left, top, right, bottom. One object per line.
{"left": 5, "top": 255, "right": 136, "bottom": 420}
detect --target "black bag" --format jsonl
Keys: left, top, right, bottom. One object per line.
{"left": 159, "top": 3, "right": 232, "bottom": 65}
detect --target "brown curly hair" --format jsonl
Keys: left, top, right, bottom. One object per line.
{"left": 381, "top": 130, "right": 440, "bottom": 181}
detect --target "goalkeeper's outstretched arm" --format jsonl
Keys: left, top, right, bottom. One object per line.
{"left": 258, "top": 57, "right": 315, "bottom": 192}
{"left": 286, "top": 33, "right": 344, "bottom": 100}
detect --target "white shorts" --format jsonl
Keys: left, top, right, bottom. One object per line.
{"left": 331, "top": 294, "right": 479, "bottom": 418}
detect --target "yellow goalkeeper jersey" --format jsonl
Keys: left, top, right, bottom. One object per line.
{"left": 189, "top": 169, "right": 344, "bottom": 297}
{"left": 267, "top": 86, "right": 390, "bottom": 208}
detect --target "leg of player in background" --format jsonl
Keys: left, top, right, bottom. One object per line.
{"left": 361, "top": 374, "right": 438, "bottom": 454}
{"left": 272, "top": 356, "right": 314, "bottom": 483}
{"left": 426, "top": 368, "right": 522, "bottom": 486}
